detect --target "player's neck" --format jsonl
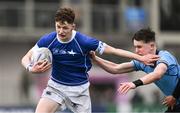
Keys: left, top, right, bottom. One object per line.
{"left": 59, "top": 32, "right": 72, "bottom": 42}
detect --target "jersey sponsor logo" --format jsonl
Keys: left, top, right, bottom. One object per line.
{"left": 52, "top": 48, "right": 77, "bottom": 56}
{"left": 67, "top": 49, "right": 77, "bottom": 56}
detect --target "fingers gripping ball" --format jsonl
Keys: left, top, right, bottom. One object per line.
{"left": 31, "top": 47, "right": 52, "bottom": 65}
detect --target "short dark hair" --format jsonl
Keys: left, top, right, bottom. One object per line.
{"left": 55, "top": 7, "right": 75, "bottom": 24}
{"left": 132, "top": 28, "right": 155, "bottom": 43}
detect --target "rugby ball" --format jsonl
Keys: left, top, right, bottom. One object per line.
{"left": 31, "top": 47, "right": 52, "bottom": 65}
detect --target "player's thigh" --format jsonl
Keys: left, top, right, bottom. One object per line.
{"left": 35, "top": 97, "right": 60, "bottom": 113}
{"left": 77, "top": 97, "right": 91, "bottom": 113}
{"left": 75, "top": 90, "right": 91, "bottom": 113}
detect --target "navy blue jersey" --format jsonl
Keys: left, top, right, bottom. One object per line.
{"left": 34, "top": 30, "right": 106, "bottom": 86}
{"left": 131, "top": 50, "right": 180, "bottom": 103}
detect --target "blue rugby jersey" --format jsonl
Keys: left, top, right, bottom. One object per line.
{"left": 34, "top": 30, "right": 106, "bottom": 86}
{"left": 131, "top": 50, "right": 180, "bottom": 103}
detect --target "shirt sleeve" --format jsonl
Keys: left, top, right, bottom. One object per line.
{"left": 36, "top": 32, "right": 56, "bottom": 48}
{"left": 76, "top": 32, "right": 106, "bottom": 54}
{"left": 36, "top": 34, "right": 50, "bottom": 47}
{"left": 157, "top": 51, "right": 176, "bottom": 67}
{"left": 95, "top": 41, "right": 106, "bottom": 55}
{"left": 131, "top": 60, "right": 144, "bottom": 71}
{"left": 157, "top": 51, "right": 179, "bottom": 76}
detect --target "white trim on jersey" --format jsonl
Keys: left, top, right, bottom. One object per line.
{"left": 84, "top": 54, "right": 88, "bottom": 73}
{"left": 96, "top": 41, "right": 106, "bottom": 55}
{"left": 74, "top": 38, "right": 84, "bottom": 56}
{"left": 48, "top": 37, "right": 57, "bottom": 48}
{"left": 56, "top": 30, "right": 76, "bottom": 44}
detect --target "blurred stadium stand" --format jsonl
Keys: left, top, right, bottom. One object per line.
{"left": 0, "top": 0, "right": 180, "bottom": 112}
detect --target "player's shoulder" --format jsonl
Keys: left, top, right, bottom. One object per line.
{"left": 158, "top": 50, "right": 178, "bottom": 63}
{"left": 158, "top": 50, "right": 174, "bottom": 57}
{"left": 75, "top": 31, "right": 99, "bottom": 44}
{"left": 159, "top": 50, "right": 172, "bottom": 54}
{"left": 37, "top": 31, "right": 57, "bottom": 47}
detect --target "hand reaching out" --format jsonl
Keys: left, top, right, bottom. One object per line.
{"left": 118, "top": 82, "right": 136, "bottom": 94}
{"left": 141, "top": 54, "right": 159, "bottom": 65}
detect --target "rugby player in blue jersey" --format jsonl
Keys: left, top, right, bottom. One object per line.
{"left": 92, "top": 28, "right": 180, "bottom": 112}
{"left": 21, "top": 8, "right": 158, "bottom": 113}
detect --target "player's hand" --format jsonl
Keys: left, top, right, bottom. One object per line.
{"left": 141, "top": 54, "right": 159, "bottom": 65}
{"left": 118, "top": 82, "right": 136, "bottom": 94}
{"left": 162, "top": 95, "right": 176, "bottom": 110}
{"left": 31, "top": 60, "right": 51, "bottom": 73}
{"left": 89, "top": 51, "right": 96, "bottom": 59}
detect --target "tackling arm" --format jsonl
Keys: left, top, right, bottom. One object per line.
{"left": 92, "top": 53, "right": 134, "bottom": 74}
{"left": 140, "top": 63, "right": 167, "bottom": 85}
{"left": 118, "top": 63, "right": 167, "bottom": 94}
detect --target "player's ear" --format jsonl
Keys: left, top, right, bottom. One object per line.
{"left": 150, "top": 42, "right": 155, "bottom": 50}
{"left": 72, "top": 23, "right": 76, "bottom": 30}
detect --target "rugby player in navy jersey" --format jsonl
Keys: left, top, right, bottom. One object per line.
{"left": 21, "top": 8, "right": 158, "bottom": 113}
{"left": 92, "top": 28, "right": 180, "bottom": 112}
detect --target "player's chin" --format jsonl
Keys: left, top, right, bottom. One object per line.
{"left": 59, "top": 34, "right": 66, "bottom": 38}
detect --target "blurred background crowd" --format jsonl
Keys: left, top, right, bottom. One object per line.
{"left": 0, "top": 0, "right": 180, "bottom": 112}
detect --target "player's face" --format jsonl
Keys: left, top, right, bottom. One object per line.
{"left": 133, "top": 40, "right": 155, "bottom": 56}
{"left": 55, "top": 21, "right": 75, "bottom": 42}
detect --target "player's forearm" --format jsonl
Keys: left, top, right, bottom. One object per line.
{"left": 94, "top": 56, "right": 134, "bottom": 74}
{"left": 94, "top": 56, "right": 119, "bottom": 74}
{"left": 135, "top": 64, "right": 166, "bottom": 86}
{"left": 116, "top": 62, "right": 135, "bottom": 73}
{"left": 133, "top": 74, "right": 159, "bottom": 88}
{"left": 21, "top": 55, "right": 31, "bottom": 69}
{"left": 94, "top": 56, "right": 117, "bottom": 67}
{"left": 140, "top": 71, "right": 163, "bottom": 85}
{"left": 133, "top": 67, "right": 165, "bottom": 88}
{"left": 21, "top": 50, "right": 32, "bottom": 69}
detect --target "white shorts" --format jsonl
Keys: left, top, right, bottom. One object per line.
{"left": 42, "top": 79, "right": 91, "bottom": 113}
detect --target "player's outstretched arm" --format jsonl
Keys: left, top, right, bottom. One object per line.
{"left": 103, "top": 44, "right": 159, "bottom": 65}
{"left": 118, "top": 63, "right": 167, "bottom": 94}
{"left": 139, "top": 63, "right": 167, "bottom": 85}
{"left": 118, "top": 82, "right": 136, "bottom": 94}
{"left": 91, "top": 52, "right": 134, "bottom": 74}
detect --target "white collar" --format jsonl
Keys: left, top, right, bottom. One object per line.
{"left": 56, "top": 30, "right": 76, "bottom": 44}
